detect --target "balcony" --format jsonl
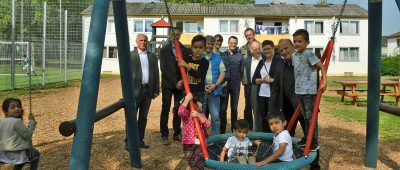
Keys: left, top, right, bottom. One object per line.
{"left": 255, "top": 25, "right": 290, "bottom": 45}
{"left": 255, "top": 25, "right": 289, "bottom": 35}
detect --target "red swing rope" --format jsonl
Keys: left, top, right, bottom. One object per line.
{"left": 173, "top": 40, "right": 209, "bottom": 159}
{"left": 287, "top": 0, "right": 347, "bottom": 157}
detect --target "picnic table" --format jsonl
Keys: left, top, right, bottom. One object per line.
{"left": 333, "top": 80, "right": 400, "bottom": 108}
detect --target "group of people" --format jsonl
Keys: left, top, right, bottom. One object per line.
{"left": 0, "top": 27, "right": 326, "bottom": 169}
{"left": 155, "top": 27, "right": 326, "bottom": 169}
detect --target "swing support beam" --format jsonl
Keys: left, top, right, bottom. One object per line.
{"left": 69, "top": 0, "right": 141, "bottom": 169}
{"left": 59, "top": 100, "right": 125, "bottom": 137}
{"left": 365, "top": 0, "right": 382, "bottom": 168}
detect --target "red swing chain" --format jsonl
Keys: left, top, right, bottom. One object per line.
{"left": 287, "top": 0, "right": 347, "bottom": 157}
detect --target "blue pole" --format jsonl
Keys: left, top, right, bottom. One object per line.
{"left": 112, "top": 0, "right": 142, "bottom": 168}
{"left": 365, "top": 0, "right": 382, "bottom": 168}
{"left": 69, "top": 0, "right": 109, "bottom": 169}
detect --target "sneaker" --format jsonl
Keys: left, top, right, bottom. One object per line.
{"left": 237, "top": 153, "right": 247, "bottom": 164}
{"left": 173, "top": 134, "right": 181, "bottom": 142}
{"left": 246, "top": 153, "right": 256, "bottom": 165}
{"left": 310, "top": 143, "right": 320, "bottom": 151}
{"left": 162, "top": 136, "right": 171, "bottom": 145}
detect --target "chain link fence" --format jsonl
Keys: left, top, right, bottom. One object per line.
{"left": 0, "top": 0, "right": 92, "bottom": 91}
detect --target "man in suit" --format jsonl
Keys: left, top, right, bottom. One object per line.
{"left": 243, "top": 40, "right": 263, "bottom": 131}
{"left": 240, "top": 28, "right": 256, "bottom": 130}
{"left": 159, "top": 27, "right": 192, "bottom": 145}
{"left": 129, "top": 33, "right": 159, "bottom": 148}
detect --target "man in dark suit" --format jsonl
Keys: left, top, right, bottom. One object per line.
{"left": 240, "top": 28, "right": 256, "bottom": 130}
{"left": 129, "top": 34, "right": 159, "bottom": 148}
{"left": 243, "top": 41, "right": 264, "bottom": 131}
{"left": 159, "top": 27, "right": 192, "bottom": 145}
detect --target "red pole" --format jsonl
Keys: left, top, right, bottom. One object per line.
{"left": 286, "top": 105, "right": 301, "bottom": 132}
{"left": 303, "top": 39, "right": 334, "bottom": 156}
{"left": 172, "top": 40, "right": 209, "bottom": 159}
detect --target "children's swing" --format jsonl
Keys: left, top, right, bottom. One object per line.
{"left": 169, "top": 0, "right": 347, "bottom": 169}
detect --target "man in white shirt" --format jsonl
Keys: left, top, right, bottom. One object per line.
{"left": 128, "top": 34, "right": 159, "bottom": 149}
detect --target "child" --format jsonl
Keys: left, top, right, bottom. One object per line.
{"left": 178, "top": 93, "right": 210, "bottom": 170}
{"left": 256, "top": 111, "right": 293, "bottom": 166}
{"left": 178, "top": 35, "right": 209, "bottom": 101}
{"left": 0, "top": 98, "right": 40, "bottom": 170}
{"left": 292, "top": 29, "right": 327, "bottom": 151}
{"left": 220, "top": 119, "right": 261, "bottom": 164}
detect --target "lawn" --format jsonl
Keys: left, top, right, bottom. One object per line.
{"left": 321, "top": 95, "right": 400, "bottom": 141}
{"left": 0, "top": 67, "right": 82, "bottom": 91}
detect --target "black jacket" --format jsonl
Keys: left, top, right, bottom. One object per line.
{"left": 130, "top": 50, "right": 159, "bottom": 98}
{"left": 159, "top": 41, "right": 192, "bottom": 89}
{"left": 269, "top": 59, "right": 299, "bottom": 112}
{"left": 251, "top": 55, "right": 281, "bottom": 95}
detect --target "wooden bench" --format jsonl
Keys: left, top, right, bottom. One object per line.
{"left": 333, "top": 81, "right": 400, "bottom": 108}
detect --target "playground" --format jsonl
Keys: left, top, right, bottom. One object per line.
{"left": 0, "top": 76, "right": 399, "bottom": 169}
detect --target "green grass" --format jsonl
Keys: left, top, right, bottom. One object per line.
{"left": 321, "top": 95, "right": 400, "bottom": 141}
{"left": 0, "top": 67, "right": 82, "bottom": 91}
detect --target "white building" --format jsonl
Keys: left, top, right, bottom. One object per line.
{"left": 81, "top": 2, "right": 368, "bottom": 76}
{"left": 386, "top": 32, "right": 400, "bottom": 57}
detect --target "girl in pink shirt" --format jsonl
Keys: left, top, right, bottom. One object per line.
{"left": 178, "top": 93, "right": 210, "bottom": 170}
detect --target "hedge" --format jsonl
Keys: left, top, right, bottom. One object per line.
{"left": 381, "top": 56, "right": 400, "bottom": 76}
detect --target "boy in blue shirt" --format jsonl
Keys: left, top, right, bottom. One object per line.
{"left": 292, "top": 29, "right": 327, "bottom": 151}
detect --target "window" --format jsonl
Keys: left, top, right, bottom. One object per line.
{"left": 108, "top": 47, "right": 118, "bottom": 58}
{"left": 176, "top": 21, "right": 198, "bottom": 33}
{"left": 339, "top": 47, "right": 359, "bottom": 62}
{"left": 305, "top": 21, "right": 323, "bottom": 34}
{"left": 134, "top": 20, "right": 153, "bottom": 33}
{"left": 340, "top": 21, "right": 359, "bottom": 34}
{"left": 307, "top": 47, "right": 324, "bottom": 58}
{"left": 219, "top": 20, "right": 239, "bottom": 33}
{"left": 107, "top": 19, "right": 115, "bottom": 33}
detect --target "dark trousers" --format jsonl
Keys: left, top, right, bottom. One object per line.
{"left": 282, "top": 96, "right": 306, "bottom": 137}
{"left": 160, "top": 87, "right": 183, "bottom": 137}
{"left": 219, "top": 88, "right": 240, "bottom": 134}
{"left": 243, "top": 85, "right": 253, "bottom": 130}
{"left": 257, "top": 96, "right": 271, "bottom": 132}
{"left": 297, "top": 94, "right": 318, "bottom": 144}
{"left": 136, "top": 87, "right": 152, "bottom": 141}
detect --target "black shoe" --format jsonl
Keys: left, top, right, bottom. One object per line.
{"left": 140, "top": 141, "right": 150, "bottom": 149}
{"left": 162, "top": 136, "right": 171, "bottom": 145}
{"left": 310, "top": 143, "right": 320, "bottom": 151}
{"left": 173, "top": 134, "right": 181, "bottom": 142}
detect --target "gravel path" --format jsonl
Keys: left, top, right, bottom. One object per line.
{"left": 1, "top": 77, "right": 399, "bottom": 169}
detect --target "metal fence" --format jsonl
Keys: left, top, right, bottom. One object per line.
{"left": 0, "top": 0, "right": 92, "bottom": 91}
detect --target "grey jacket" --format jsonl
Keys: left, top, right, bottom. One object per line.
{"left": 130, "top": 50, "right": 160, "bottom": 98}
{"left": 0, "top": 117, "right": 36, "bottom": 151}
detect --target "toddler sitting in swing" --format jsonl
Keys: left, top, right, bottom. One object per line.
{"left": 0, "top": 98, "right": 40, "bottom": 170}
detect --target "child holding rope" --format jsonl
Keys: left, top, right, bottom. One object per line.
{"left": 178, "top": 93, "right": 210, "bottom": 170}
{"left": 291, "top": 29, "right": 327, "bottom": 151}
{"left": 0, "top": 98, "right": 40, "bottom": 170}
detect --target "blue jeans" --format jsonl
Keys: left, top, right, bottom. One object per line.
{"left": 204, "top": 93, "right": 221, "bottom": 135}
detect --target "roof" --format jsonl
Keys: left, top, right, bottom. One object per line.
{"left": 150, "top": 18, "right": 170, "bottom": 27}
{"left": 81, "top": 2, "right": 368, "bottom": 18}
{"left": 387, "top": 32, "right": 400, "bottom": 38}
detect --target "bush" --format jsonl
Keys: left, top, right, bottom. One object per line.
{"left": 381, "top": 56, "right": 400, "bottom": 76}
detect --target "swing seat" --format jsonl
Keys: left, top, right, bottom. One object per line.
{"left": 205, "top": 132, "right": 317, "bottom": 170}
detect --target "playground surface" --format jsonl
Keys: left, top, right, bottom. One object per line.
{"left": 0, "top": 77, "right": 399, "bottom": 169}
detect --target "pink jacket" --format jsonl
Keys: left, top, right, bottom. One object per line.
{"left": 178, "top": 105, "right": 210, "bottom": 145}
